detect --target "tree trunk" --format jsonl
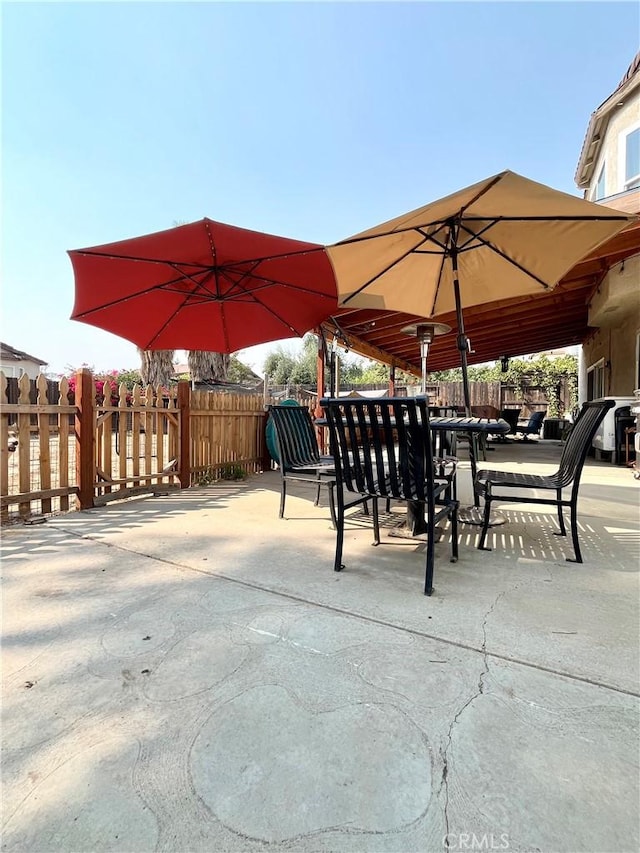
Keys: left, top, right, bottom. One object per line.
{"left": 188, "top": 351, "right": 230, "bottom": 383}
{"left": 138, "top": 349, "right": 175, "bottom": 386}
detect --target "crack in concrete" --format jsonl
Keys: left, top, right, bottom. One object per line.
{"left": 440, "top": 591, "right": 506, "bottom": 850}
{"left": 42, "top": 523, "right": 640, "bottom": 699}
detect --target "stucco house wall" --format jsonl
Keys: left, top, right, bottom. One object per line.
{"left": 589, "top": 98, "right": 640, "bottom": 200}
{"left": 582, "top": 255, "right": 640, "bottom": 398}
{"left": 576, "top": 54, "right": 640, "bottom": 401}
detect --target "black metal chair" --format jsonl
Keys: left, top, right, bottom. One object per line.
{"left": 474, "top": 399, "right": 615, "bottom": 562}
{"left": 322, "top": 397, "right": 459, "bottom": 596}
{"left": 267, "top": 404, "right": 370, "bottom": 526}
{"left": 514, "top": 409, "right": 545, "bottom": 440}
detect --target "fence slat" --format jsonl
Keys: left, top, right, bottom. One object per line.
{"left": 37, "top": 375, "right": 52, "bottom": 514}
{"left": 76, "top": 368, "right": 95, "bottom": 510}
{"left": 58, "top": 378, "right": 70, "bottom": 512}
{"left": 17, "top": 375, "right": 31, "bottom": 516}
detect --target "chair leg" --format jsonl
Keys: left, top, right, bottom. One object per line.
{"left": 327, "top": 481, "right": 337, "bottom": 530}
{"left": 424, "top": 531, "right": 435, "bottom": 596}
{"left": 423, "top": 500, "right": 435, "bottom": 596}
{"left": 314, "top": 474, "right": 321, "bottom": 506}
{"left": 371, "top": 498, "right": 380, "bottom": 546}
{"left": 334, "top": 496, "right": 346, "bottom": 572}
{"left": 477, "top": 496, "right": 493, "bottom": 551}
{"left": 449, "top": 504, "right": 458, "bottom": 563}
{"left": 279, "top": 478, "right": 287, "bottom": 519}
{"left": 566, "top": 498, "right": 583, "bottom": 564}
{"left": 555, "top": 488, "right": 566, "bottom": 536}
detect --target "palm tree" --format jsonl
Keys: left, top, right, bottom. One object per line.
{"left": 138, "top": 348, "right": 175, "bottom": 387}
{"left": 187, "top": 351, "right": 230, "bottom": 384}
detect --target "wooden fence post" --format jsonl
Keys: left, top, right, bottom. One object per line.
{"left": 178, "top": 380, "right": 191, "bottom": 488}
{"left": 75, "top": 368, "right": 95, "bottom": 509}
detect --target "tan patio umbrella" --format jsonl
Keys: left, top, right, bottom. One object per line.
{"left": 327, "top": 170, "right": 634, "bottom": 413}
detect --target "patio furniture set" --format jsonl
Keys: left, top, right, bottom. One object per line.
{"left": 267, "top": 399, "right": 615, "bottom": 595}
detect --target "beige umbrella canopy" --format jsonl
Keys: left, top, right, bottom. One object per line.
{"left": 327, "top": 170, "right": 634, "bottom": 506}
{"left": 327, "top": 170, "right": 633, "bottom": 318}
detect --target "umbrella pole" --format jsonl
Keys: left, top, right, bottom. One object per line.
{"left": 453, "top": 272, "right": 472, "bottom": 417}
{"left": 451, "top": 242, "right": 478, "bottom": 500}
{"left": 452, "top": 239, "right": 505, "bottom": 526}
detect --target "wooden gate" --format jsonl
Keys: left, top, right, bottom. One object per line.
{"left": 92, "top": 378, "right": 181, "bottom": 506}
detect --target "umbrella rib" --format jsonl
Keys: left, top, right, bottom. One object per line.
{"left": 341, "top": 235, "right": 432, "bottom": 304}
{"left": 456, "top": 220, "right": 498, "bottom": 250}
{"left": 74, "top": 263, "right": 336, "bottom": 320}
{"left": 203, "top": 219, "right": 223, "bottom": 301}
{"left": 211, "top": 258, "right": 331, "bottom": 337}
{"left": 456, "top": 222, "right": 551, "bottom": 289}
{"left": 429, "top": 250, "right": 450, "bottom": 316}
{"left": 71, "top": 269, "right": 216, "bottom": 318}
{"left": 218, "top": 264, "right": 337, "bottom": 301}
{"left": 455, "top": 214, "right": 630, "bottom": 222}
{"left": 415, "top": 227, "right": 449, "bottom": 252}
{"left": 227, "top": 286, "right": 308, "bottom": 338}
{"left": 143, "top": 286, "right": 205, "bottom": 350}
{"left": 165, "top": 263, "right": 219, "bottom": 296}
{"left": 74, "top": 250, "right": 214, "bottom": 269}
{"left": 228, "top": 246, "right": 328, "bottom": 264}
{"left": 335, "top": 222, "right": 454, "bottom": 247}
{"left": 75, "top": 245, "right": 333, "bottom": 268}
{"left": 457, "top": 173, "right": 505, "bottom": 216}
{"left": 333, "top": 212, "right": 629, "bottom": 249}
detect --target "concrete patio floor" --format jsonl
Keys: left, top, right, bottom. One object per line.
{"left": 2, "top": 439, "right": 639, "bottom": 853}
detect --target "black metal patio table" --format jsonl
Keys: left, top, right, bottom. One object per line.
{"left": 315, "top": 413, "right": 510, "bottom": 534}
{"left": 412, "top": 416, "right": 511, "bottom": 532}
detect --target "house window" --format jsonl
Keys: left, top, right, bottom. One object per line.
{"left": 595, "top": 164, "right": 606, "bottom": 200}
{"left": 624, "top": 127, "right": 640, "bottom": 190}
{"left": 587, "top": 358, "right": 606, "bottom": 400}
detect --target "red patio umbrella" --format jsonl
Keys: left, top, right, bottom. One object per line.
{"left": 69, "top": 218, "right": 339, "bottom": 352}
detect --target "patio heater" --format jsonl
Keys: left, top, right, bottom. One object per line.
{"left": 403, "top": 320, "right": 506, "bottom": 528}
{"left": 401, "top": 322, "right": 452, "bottom": 394}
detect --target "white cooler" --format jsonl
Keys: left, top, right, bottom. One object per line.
{"left": 632, "top": 390, "right": 640, "bottom": 457}
{"left": 591, "top": 396, "right": 636, "bottom": 453}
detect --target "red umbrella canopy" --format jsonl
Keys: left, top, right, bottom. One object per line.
{"left": 69, "top": 218, "right": 339, "bottom": 352}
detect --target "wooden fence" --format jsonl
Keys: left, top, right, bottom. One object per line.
{"left": 1, "top": 369, "right": 276, "bottom": 522}
{"left": 421, "top": 380, "right": 571, "bottom": 416}
{"left": 1, "top": 373, "right": 77, "bottom": 518}
{"left": 1, "top": 369, "right": 571, "bottom": 522}
{"left": 271, "top": 380, "right": 572, "bottom": 417}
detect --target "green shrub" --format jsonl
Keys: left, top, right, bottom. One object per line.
{"left": 196, "top": 464, "right": 247, "bottom": 485}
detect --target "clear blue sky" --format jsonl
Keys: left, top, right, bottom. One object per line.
{"left": 2, "top": 1, "right": 638, "bottom": 376}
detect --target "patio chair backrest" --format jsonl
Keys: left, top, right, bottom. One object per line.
{"left": 322, "top": 397, "right": 436, "bottom": 502}
{"left": 556, "top": 399, "right": 615, "bottom": 488}
{"left": 526, "top": 410, "right": 546, "bottom": 433}
{"left": 267, "top": 405, "right": 321, "bottom": 471}
{"left": 499, "top": 408, "right": 520, "bottom": 434}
